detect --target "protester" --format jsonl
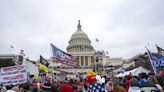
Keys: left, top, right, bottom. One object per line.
{"left": 125, "top": 73, "right": 132, "bottom": 92}
{"left": 148, "top": 73, "right": 163, "bottom": 92}
{"left": 32, "top": 80, "right": 38, "bottom": 92}
{"left": 11, "top": 85, "right": 20, "bottom": 92}
{"left": 1, "top": 69, "right": 164, "bottom": 92}
{"left": 114, "top": 84, "right": 126, "bottom": 92}
{"left": 0, "top": 84, "right": 7, "bottom": 92}
{"left": 128, "top": 77, "right": 141, "bottom": 92}
{"left": 105, "top": 81, "right": 114, "bottom": 92}
{"left": 120, "top": 75, "right": 127, "bottom": 88}
{"left": 60, "top": 83, "right": 73, "bottom": 92}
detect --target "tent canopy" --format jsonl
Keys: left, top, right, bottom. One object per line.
{"left": 116, "top": 66, "right": 150, "bottom": 77}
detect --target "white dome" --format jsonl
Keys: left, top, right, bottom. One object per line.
{"left": 70, "top": 30, "right": 89, "bottom": 40}
{"left": 67, "top": 20, "right": 94, "bottom": 52}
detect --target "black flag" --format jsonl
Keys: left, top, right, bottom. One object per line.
{"left": 156, "top": 45, "right": 164, "bottom": 56}
{"left": 40, "top": 55, "right": 49, "bottom": 67}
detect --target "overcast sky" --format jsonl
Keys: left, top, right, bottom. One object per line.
{"left": 0, "top": 0, "right": 164, "bottom": 60}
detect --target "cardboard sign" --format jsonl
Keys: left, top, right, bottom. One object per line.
{"left": 0, "top": 65, "right": 27, "bottom": 85}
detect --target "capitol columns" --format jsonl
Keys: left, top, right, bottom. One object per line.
{"left": 83, "top": 56, "right": 85, "bottom": 66}
{"left": 88, "top": 56, "right": 91, "bottom": 66}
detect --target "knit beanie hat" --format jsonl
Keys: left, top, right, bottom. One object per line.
{"left": 130, "top": 78, "right": 139, "bottom": 86}
{"left": 85, "top": 75, "right": 97, "bottom": 83}
{"left": 60, "top": 84, "right": 73, "bottom": 92}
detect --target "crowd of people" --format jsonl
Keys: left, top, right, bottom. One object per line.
{"left": 0, "top": 72, "right": 164, "bottom": 92}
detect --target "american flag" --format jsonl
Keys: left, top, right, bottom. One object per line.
{"left": 87, "top": 83, "right": 106, "bottom": 92}
{"left": 146, "top": 47, "right": 164, "bottom": 76}
{"left": 96, "top": 38, "right": 99, "bottom": 42}
{"left": 10, "top": 45, "right": 14, "bottom": 48}
{"left": 146, "top": 48, "right": 158, "bottom": 75}
{"left": 147, "top": 49, "right": 158, "bottom": 61}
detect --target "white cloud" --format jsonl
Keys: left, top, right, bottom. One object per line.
{"left": 0, "top": 0, "right": 164, "bottom": 60}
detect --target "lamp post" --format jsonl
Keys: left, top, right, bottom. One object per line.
{"left": 94, "top": 50, "right": 104, "bottom": 75}
{"left": 94, "top": 53, "right": 97, "bottom": 73}
{"left": 93, "top": 50, "right": 98, "bottom": 73}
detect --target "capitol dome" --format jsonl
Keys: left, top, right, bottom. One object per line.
{"left": 70, "top": 29, "right": 89, "bottom": 41}
{"left": 67, "top": 20, "right": 94, "bottom": 52}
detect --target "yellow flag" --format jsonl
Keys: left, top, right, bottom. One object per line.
{"left": 86, "top": 70, "right": 96, "bottom": 76}
{"left": 39, "top": 64, "right": 49, "bottom": 73}
{"left": 34, "top": 74, "right": 39, "bottom": 78}
{"left": 34, "top": 74, "right": 41, "bottom": 78}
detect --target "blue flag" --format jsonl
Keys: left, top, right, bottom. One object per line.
{"left": 50, "top": 43, "right": 77, "bottom": 66}
{"left": 147, "top": 48, "right": 164, "bottom": 76}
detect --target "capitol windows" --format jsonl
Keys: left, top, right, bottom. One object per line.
{"left": 75, "top": 46, "right": 77, "bottom": 51}
{"left": 78, "top": 46, "right": 81, "bottom": 51}
{"left": 73, "top": 47, "right": 75, "bottom": 51}
{"left": 81, "top": 56, "right": 84, "bottom": 66}
{"left": 91, "top": 56, "right": 94, "bottom": 63}
{"left": 78, "top": 46, "right": 80, "bottom": 51}
{"left": 79, "top": 46, "right": 84, "bottom": 52}
{"left": 89, "top": 47, "right": 91, "bottom": 51}
{"left": 85, "top": 46, "right": 87, "bottom": 51}
{"left": 85, "top": 56, "right": 88, "bottom": 66}
{"left": 76, "top": 56, "right": 79, "bottom": 65}
{"left": 81, "top": 46, "right": 84, "bottom": 51}
{"left": 77, "top": 46, "right": 78, "bottom": 51}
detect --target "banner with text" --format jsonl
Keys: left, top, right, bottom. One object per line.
{"left": 0, "top": 65, "right": 27, "bottom": 85}
{"left": 51, "top": 43, "right": 78, "bottom": 67}
{"left": 147, "top": 49, "right": 164, "bottom": 76}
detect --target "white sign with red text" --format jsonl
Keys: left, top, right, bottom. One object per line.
{"left": 0, "top": 65, "right": 27, "bottom": 85}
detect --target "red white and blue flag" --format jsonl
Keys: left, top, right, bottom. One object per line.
{"left": 87, "top": 83, "right": 105, "bottom": 92}
{"left": 50, "top": 43, "right": 78, "bottom": 67}
{"left": 147, "top": 48, "right": 164, "bottom": 76}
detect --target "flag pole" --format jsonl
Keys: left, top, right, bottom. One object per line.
{"left": 145, "top": 46, "right": 157, "bottom": 75}
{"left": 94, "top": 38, "right": 99, "bottom": 73}
{"left": 9, "top": 45, "right": 14, "bottom": 54}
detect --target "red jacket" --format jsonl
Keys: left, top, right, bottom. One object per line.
{"left": 125, "top": 80, "right": 130, "bottom": 92}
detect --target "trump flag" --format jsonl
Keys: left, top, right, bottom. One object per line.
{"left": 147, "top": 48, "right": 164, "bottom": 76}
{"left": 50, "top": 43, "right": 77, "bottom": 66}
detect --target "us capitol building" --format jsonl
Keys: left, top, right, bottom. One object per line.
{"left": 0, "top": 21, "right": 133, "bottom": 75}
{"left": 67, "top": 20, "right": 95, "bottom": 67}
{"left": 56, "top": 20, "right": 130, "bottom": 74}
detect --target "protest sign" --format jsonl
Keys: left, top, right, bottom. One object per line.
{"left": 0, "top": 65, "right": 27, "bottom": 85}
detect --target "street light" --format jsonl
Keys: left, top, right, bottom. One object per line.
{"left": 93, "top": 50, "right": 104, "bottom": 75}
{"left": 92, "top": 50, "right": 98, "bottom": 73}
